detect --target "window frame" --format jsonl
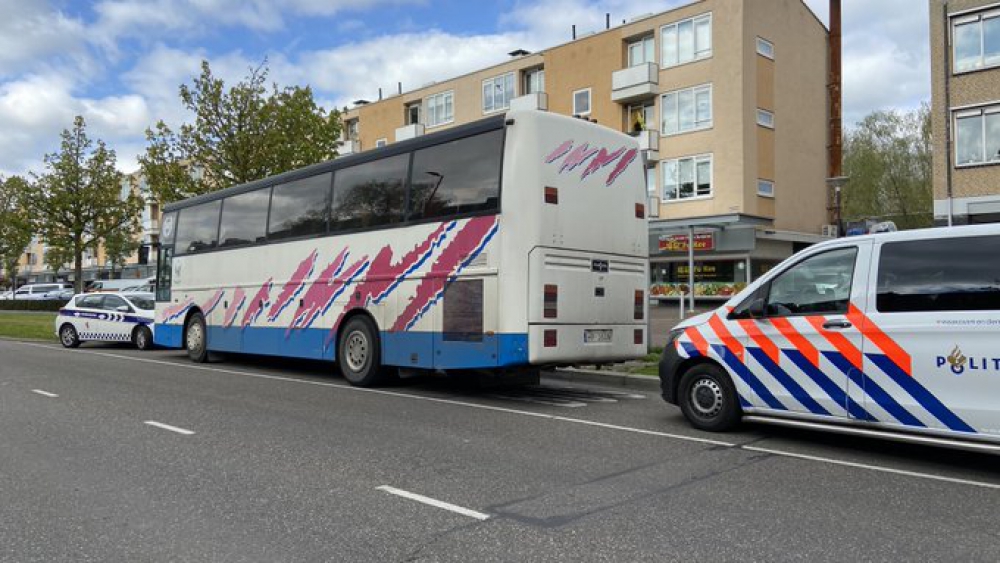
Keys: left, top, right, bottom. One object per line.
{"left": 425, "top": 90, "right": 455, "bottom": 128}
{"left": 627, "top": 34, "right": 656, "bottom": 67}
{"left": 757, "top": 179, "right": 775, "bottom": 198}
{"left": 661, "top": 153, "right": 713, "bottom": 202}
{"left": 482, "top": 72, "right": 516, "bottom": 114}
{"left": 523, "top": 68, "right": 545, "bottom": 94}
{"left": 375, "top": 138, "right": 388, "bottom": 148}
{"left": 757, "top": 108, "right": 775, "bottom": 129}
{"left": 756, "top": 37, "right": 774, "bottom": 59}
{"left": 573, "top": 87, "right": 592, "bottom": 116}
{"left": 661, "top": 84, "right": 713, "bottom": 136}
{"left": 660, "top": 12, "right": 712, "bottom": 69}
{"left": 951, "top": 9, "right": 1000, "bottom": 74}
{"left": 953, "top": 102, "right": 1000, "bottom": 167}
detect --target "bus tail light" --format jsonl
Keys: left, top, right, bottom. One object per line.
{"left": 634, "top": 329, "right": 644, "bottom": 345}
{"left": 544, "top": 329, "right": 557, "bottom": 347}
{"left": 544, "top": 284, "right": 558, "bottom": 318}
{"left": 634, "top": 290, "right": 644, "bottom": 320}
{"left": 635, "top": 203, "right": 645, "bottom": 218}
{"left": 544, "top": 186, "right": 559, "bottom": 204}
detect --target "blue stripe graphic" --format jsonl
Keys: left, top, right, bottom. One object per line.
{"left": 680, "top": 342, "right": 701, "bottom": 358}
{"left": 867, "top": 354, "right": 976, "bottom": 433}
{"left": 784, "top": 349, "right": 874, "bottom": 421}
{"left": 824, "top": 351, "right": 925, "bottom": 428}
{"left": 712, "top": 344, "right": 786, "bottom": 410}
{"left": 747, "top": 348, "right": 831, "bottom": 416}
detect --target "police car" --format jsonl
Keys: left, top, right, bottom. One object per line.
{"left": 56, "top": 292, "right": 156, "bottom": 350}
{"left": 659, "top": 224, "right": 1000, "bottom": 452}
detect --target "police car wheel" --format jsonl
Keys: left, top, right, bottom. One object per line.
{"left": 59, "top": 324, "right": 80, "bottom": 349}
{"left": 679, "top": 364, "right": 741, "bottom": 432}
{"left": 133, "top": 326, "right": 153, "bottom": 351}
{"left": 337, "top": 316, "right": 390, "bottom": 387}
{"left": 186, "top": 312, "right": 208, "bottom": 363}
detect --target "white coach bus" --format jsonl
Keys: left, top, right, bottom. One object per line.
{"left": 154, "top": 110, "right": 649, "bottom": 386}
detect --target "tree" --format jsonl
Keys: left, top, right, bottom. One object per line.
{"left": 28, "top": 116, "right": 144, "bottom": 293}
{"left": 43, "top": 242, "right": 73, "bottom": 278}
{"left": 842, "top": 105, "right": 933, "bottom": 230}
{"left": 0, "top": 176, "right": 33, "bottom": 289}
{"left": 140, "top": 59, "right": 343, "bottom": 204}
{"left": 102, "top": 226, "right": 141, "bottom": 277}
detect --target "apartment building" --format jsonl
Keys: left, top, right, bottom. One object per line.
{"left": 341, "top": 0, "right": 831, "bottom": 300}
{"left": 931, "top": 0, "right": 1000, "bottom": 225}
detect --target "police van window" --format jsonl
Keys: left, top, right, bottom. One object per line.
{"left": 219, "top": 188, "right": 270, "bottom": 247}
{"left": 765, "top": 247, "right": 857, "bottom": 317}
{"left": 408, "top": 130, "right": 503, "bottom": 221}
{"left": 268, "top": 173, "right": 331, "bottom": 241}
{"left": 331, "top": 153, "right": 408, "bottom": 232}
{"left": 175, "top": 200, "right": 221, "bottom": 254}
{"left": 877, "top": 235, "right": 1000, "bottom": 312}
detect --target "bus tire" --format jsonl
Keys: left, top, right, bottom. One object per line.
{"left": 337, "top": 316, "right": 387, "bottom": 387}
{"left": 185, "top": 311, "right": 209, "bottom": 363}
{"left": 678, "top": 363, "right": 741, "bottom": 432}
{"left": 133, "top": 325, "right": 154, "bottom": 351}
{"left": 59, "top": 324, "right": 80, "bottom": 349}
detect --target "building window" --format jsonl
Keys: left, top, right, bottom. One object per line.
{"left": 573, "top": 88, "right": 592, "bottom": 116}
{"left": 662, "top": 154, "right": 712, "bottom": 201}
{"left": 756, "top": 37, "right": 774, "bottom": 59}
{"left": 757, "top": 108, "right": 774, "bottom": 128}
{"left": 646, "top": 166, "right": 657, "bottom": 196}
{"left": 628, "top": 35, "right": 656, "bottom": 66}
{"left": 661, "top": 84, "right": 712, "bottom": 135}
{"left": 345, "top": 119, "right": 359, "bottom": 140}
{"left": 952, "top": 10, "right": 1000, "bottom": 73}
{"left": 757, "top": 179, "right": 775, "bottom": 197}
{"left": 524, "top": 68, "right": 545, "bottom": 94}
{"left": 954, "top": 104, "right": 1000, "bottom": 165}
{"left": 483, "top": 72, "right": 515, "bottom": 113}
{"left": 375, "top": 138, "right": 387, "bottom": 148}
{"left": 406, "top": 103, "right": 420, "bottom": 125}
{"left": 425, "top": 91, "right": 454, "bottom": 127}
{"left": 661, "top": 13, "right": 712, "bottom": 68}
{"left": 628, "top": 102, "right": 656, "bottom": 133}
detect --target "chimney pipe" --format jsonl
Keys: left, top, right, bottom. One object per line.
{"left": 606, "top": 13, "right": 610, "bottom": 29}
{"left": 398, "top": 82, "right": 402, "bottom": 95}
{"left": 378, "top": 87, "right": 383, "bottom": 101}
{"left": 572, "top": 24, "right": 576, "bottom": 40}
{"left": 828, "top": 0, "right": 842, "bottom": 180}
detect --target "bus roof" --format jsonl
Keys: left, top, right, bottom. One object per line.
{"left": 163, "top": 114, "right": 508, "bottom": 213}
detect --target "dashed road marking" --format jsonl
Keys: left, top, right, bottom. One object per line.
{"left": 144, "top": 420, "right": 195, "bottom": 435}
{"left": 377, "top": 485, "right": 490, "bottom": 521}
{"left": 32, "top": 389, "right": 58, "bottom": 398}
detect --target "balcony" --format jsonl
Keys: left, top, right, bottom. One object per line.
{"left": 632, "top": 129, "right": 659, "bottom": 162}
{"left": 143, "top": 219, "right": 159, "bottom": 236}
{"left": 611, "top": 63, "right": 658, "bottom": 104}
{"left": 395, "top": 123, "right": 425, "bottom": 142}
{"left": 509, "top": 92, "right": 548, "bottom": 112}
{"left": 338, "top": 139, "right": 359, "bottom": 157}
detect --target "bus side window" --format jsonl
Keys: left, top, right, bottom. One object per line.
{"left": 268, "top": 173, "right": 331, "bottom": 241}
{"left": 408, "top": 129, "right": 503, "bottom": 222}
{"left": 220, "top": 188, "right": 270, "bottom": 247}
{"left": 331, "top": 154, "right": 408, "bottom": 232}
{"left": 174, "top": 201, "right": 221, "bottom": 254}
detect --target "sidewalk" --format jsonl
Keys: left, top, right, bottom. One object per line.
{"left": 646, "top": 300, "right": 714, "bottom": 345}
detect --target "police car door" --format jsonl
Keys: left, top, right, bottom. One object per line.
{"left": 99, "top": 294, "right": 134, "bottom": 342}
{"left": 730, "top": 242, "right": 871, "bottom": 419}
{"left": 859, "top": 233, "right": 1000, "bottom": 436}
{"left": 73, "top": 294, "right": 105, "bottom": 339}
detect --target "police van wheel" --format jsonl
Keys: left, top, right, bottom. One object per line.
{"left": 679, "top": 364, "right": 741, "bottom": 432}
{"left": 337, "top": 316, "right": 388, "bottom": 387}
{"left": 133, "top": 326, "right": 153, "bottom": 351}
{"left": 59, "top": 324, "right": 80, "bottom": 349}
{"left": 186, "top": 312, "right": 209, "bottom": 363}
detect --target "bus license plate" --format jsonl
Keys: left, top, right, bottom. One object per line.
{"left": 584, "top": 329, "right": 613, "bottom": 343}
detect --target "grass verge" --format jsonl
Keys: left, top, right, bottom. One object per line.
{"left": 0, "top": 312, "right": 57, "bottom": 341}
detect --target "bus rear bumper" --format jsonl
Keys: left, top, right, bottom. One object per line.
{"left": 527, "top": 324, "right": 646, "bottom": 364}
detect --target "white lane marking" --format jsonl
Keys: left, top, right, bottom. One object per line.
{"left": 144, "top": 420, "right": 195, "bottom": 435}
{"left": 742, "top": 445, "right": 1000, "bottom": 490}
{"left": 20, "top": 342, "right": 1000, "bottom": 490}
{"left": 32, "top": 389, "right": 59, "bottom": 398}
{"left": 377, "top": 485, "right": 490, "bottom": 521}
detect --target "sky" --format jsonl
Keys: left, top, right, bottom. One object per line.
{"left": 0, "top": 0, "right": 930, "bottom": 177}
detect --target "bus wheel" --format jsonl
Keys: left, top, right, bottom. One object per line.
{"left": 337, "top": 316, "right": 386, "bottom": 387}
{"left": 186, "top": 312, "right": 209, "bottom": 363}
{"left": 133, "top": 325, "right": 154, "bottom": 351}
{"left": 678, "top": 363, "right": 741, "bottom": 432}
{"left": 59, "top": 324, "right": 80, "bottom": 349}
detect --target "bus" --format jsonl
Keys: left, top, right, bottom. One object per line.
{"left": 153, "top": 109, "right": 649, "bottom": 386}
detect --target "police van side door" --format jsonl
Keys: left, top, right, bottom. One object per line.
{"left": 730, "top": 242, "right": 871, "bottom": 419}
{"left": 861, "top": 233, "right": 1000, "bottom": 436}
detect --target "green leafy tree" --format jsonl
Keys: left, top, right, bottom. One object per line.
{"left": 102, "top": 227, "right": 141, "bottom": 277}
{"left": 43, "top": 241, "right": 73, "bottom": 278}
{"left": 28, "top": 116, "right": 144, "bottom": 293}
{"left": 0, "top": 176, "right": 33, "bottom": 289}
{"left": 140, "top": 59, "right": 342, "bottom": 204}
{"left": 842, "top": 105, "right": 933, "bottom": 230}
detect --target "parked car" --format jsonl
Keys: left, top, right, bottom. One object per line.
{"left": 120, "top": 277, "right": 156, "bottom": 293}
{"left": 42, "top": 287, "right": 75, "bottom": 301}
{"left": 55, "top": 292, "right": 155, "bottom": 350}
{"left": 86, "top": 279, "right": 151, "bottom": 293}
{"left": 5, "top": 283, "right": 73, "bottom": 300}
{"left": 659, "top": 224, "right": 1000, "bottom": 452}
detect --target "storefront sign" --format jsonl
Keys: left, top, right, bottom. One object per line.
{"left": 658, "top": 233, "right": 715, "bottom": 252}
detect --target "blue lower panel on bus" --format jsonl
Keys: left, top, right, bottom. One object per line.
{"left": 157, "top": 323, "right": 529, "bottom": 369}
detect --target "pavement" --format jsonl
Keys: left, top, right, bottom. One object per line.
{"left": 3, "top": 339, "right": 1000, "bottom": 562}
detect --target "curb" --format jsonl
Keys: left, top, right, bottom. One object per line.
{"left": 545, "top": 367, "right": 661, "bottom": 392}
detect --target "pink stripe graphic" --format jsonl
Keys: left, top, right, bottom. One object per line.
{"left": 223, "top": 287, "right": 246, "bottom": 328}
{"left": 267, "top": 249, "right": 317, "bottom": 322}
{"left": 605, "top": 148, "right": 637, "bottom": 187}
{"left": 241, "top": 279, "right": 273, "bottom": 328}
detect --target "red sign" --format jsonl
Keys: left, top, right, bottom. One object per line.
{"left": 658, "top": 233, "right": 715, "bottom": 252}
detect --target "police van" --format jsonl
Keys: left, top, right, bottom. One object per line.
{"left": 659, "top": 224, "right": 1000, "bottom": 452}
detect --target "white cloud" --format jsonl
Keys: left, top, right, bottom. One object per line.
{"left": 0, "top": 0, "right": 89, "bottom": 75}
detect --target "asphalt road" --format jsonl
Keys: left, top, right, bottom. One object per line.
{"left": 2, "top": 339, "right": 1000, "bottom": 562}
